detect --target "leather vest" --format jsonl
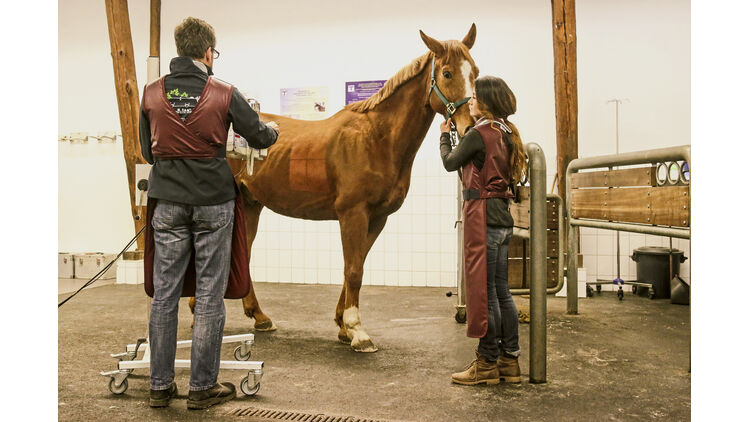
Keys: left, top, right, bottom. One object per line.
{"left": 142, "top": 76, "right": 233, "bottom": 159}
{"left": 461, "top": 121, "right": 514, "bottom": 200}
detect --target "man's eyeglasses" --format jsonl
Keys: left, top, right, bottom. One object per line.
{"left": 212, "top": 48, "right": 220, "bottom": 60}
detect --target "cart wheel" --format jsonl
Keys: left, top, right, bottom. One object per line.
{"left": 455, "top": 308, "right": 467, "bottom": 324}
{"left": 632, "top": 285, "right": 638, "bottom": 294}
{"left": 596, "top": 284, "right": 602, "bottom": 293}
{"left": 240, "top": 377, "right": 261, "bottom": 396}
{"left": 108, "top": 377, "right": 128, "bottom": 395}
{"left": 648, "top": 289, "right": 656, "bottom": 300}
{"left": 617, "top": 289, "right": 624, "bottom": 301}
{"left": 234, "top": 345, "right": 251, "bottom": 361}
{"left": 586, "top": 286, "right": 594, "bottom": 298}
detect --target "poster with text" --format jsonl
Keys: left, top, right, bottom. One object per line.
{"left": 280, "top": 86, "right": 328, "bottom": 120}
{"left": 345, "top": 80, "right": 387, "bottom": 105}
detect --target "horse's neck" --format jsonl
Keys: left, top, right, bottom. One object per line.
{"left": 369, "top": 69, "right": 435, "bottom": 170}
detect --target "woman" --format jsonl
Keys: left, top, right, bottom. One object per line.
{"left": 439, "top": 76, "right": 527, "bottom": 385}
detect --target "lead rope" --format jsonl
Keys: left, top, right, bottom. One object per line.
{"left": 58, "top": 226, "right": 146, "bottom": 308}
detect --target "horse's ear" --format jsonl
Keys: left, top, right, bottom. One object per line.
{"left": 420, "top": 30, "right": 445, "bottom": 56}
{"left": 462, "top": 23, "right": 477, "bottom": 49}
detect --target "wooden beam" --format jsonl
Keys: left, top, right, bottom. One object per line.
{"left": 551, "top": 0, "right": 578, "bottom": 201}
{"left": 150, "top": 0, "right": 160, "bottom": 57}
{"left": 571, "top": 166, "right": 657, "bottom": 188}
{"left": 570, "top": 186, "right": 690, "bottom": 227}
{"left": 105, "top": 0, "right": 146, "bottom": 249}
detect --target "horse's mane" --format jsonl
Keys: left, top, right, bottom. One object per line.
{"left": 345, "top": 52, "right": 432, "bottom": 113}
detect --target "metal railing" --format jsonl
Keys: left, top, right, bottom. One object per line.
{"left": 510, "top": 192, "right": 564, "bottom": 296}
{"left": 564, "top": 145, "right": 691, "bottom": 315}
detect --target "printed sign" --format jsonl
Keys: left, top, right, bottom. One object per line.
{"left": 345, "top": 80, "right": 387, "bottom": 105}
{"left": 280, "top": 86, "right": 328, "bottom": 120}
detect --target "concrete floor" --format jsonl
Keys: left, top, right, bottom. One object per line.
{"left": 58, "top": 282, "right": 690, "bottom": 421}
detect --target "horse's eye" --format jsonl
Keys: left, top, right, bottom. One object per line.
{"left": 443, "top": 71, "right": 452, "bottom": 79}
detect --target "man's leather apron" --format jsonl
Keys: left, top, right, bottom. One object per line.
{"left": 461, "top": 119, "right": 514, "bottom": 338}
{"left": 141, "top": 76, "right": 251, "bottom": 299}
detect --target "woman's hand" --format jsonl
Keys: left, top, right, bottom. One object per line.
{"left": 440, "top": 118, "right": 453, "bottom": 133}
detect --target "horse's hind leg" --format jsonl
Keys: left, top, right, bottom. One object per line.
{"left": 240, "top": 197, "right": 276, "bottom": 331}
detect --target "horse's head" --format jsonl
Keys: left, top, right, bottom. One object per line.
{"left": 420, "top": 24, "right": 479, "bottom": 137}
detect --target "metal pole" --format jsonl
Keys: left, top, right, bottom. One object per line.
{"left": 527, "top": 143, "right": 547, "bottom": 383}
{"left": 456, "top": 175, "right": 466, "bottom": 317}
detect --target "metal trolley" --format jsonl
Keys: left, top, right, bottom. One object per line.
{"left": 101, "top": 333, "right": 264, "bottom": 396}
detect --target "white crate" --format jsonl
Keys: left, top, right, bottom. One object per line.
{"left": 74, "top": 253, "right": 118, "bottom": 280}
{"left": 116, "top": 259, "right": 144, "bottom": 285}
{"left": 58, "top": 253, "right": 75, "bottom": 278}
{"left": 556, "top": 268, "right": 588, "bottom": 298}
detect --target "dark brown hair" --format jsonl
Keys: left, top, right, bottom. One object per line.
{"left": 174, "top": 17, "right": 216, "bottom": 59}
{"left": 474, "top": 76, "right": 527, "bottom": 183}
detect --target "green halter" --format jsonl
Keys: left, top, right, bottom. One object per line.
{"left": 427, "top": 55, "right": 471, "bottom": 121}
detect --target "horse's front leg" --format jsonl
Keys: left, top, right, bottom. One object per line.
{"left": 337, "top": 205, "right": 378, "bottom": 352}
{"left": 240, "top": 197, "right": 276, "bottom": 331}
{"left": 335, "top": 213, "right": 388, "bottom": 344}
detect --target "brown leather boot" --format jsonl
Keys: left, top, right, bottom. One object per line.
{"left": 451, "top": 353, "right": 500, "bottom": 385}
{"left": 497, "top": 354, "right": 522, "bottom": 383}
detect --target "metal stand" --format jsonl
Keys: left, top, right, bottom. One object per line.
{"left": 101, "top": 334, "right": 264, "bottom": 396}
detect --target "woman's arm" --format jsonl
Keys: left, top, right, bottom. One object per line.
{"left": 440, "top": 128, "right": 483, "bottom": 172}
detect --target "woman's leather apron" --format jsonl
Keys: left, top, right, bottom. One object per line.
{"left": 141, "top": 75, "right": 251, "bottom": 299}
{"left": 461, "top": 119, "right": 514, "bottom": 337}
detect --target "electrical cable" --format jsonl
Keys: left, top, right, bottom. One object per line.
{"left": 58, "top": 226, "right": 146, "bottom": 308}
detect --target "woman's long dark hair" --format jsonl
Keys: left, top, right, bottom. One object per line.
{"left": 474, "top": 76, "right": 527, "bottom": 184}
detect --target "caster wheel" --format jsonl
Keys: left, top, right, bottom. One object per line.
{"left": 234, "top": 345, "right": 251, "bottom": 361}
{"left": 455, "top": 308, "right": 467, "bottom": 324}
{"left": 586, "top": 286, "right": 594, "bottom": 298}
{"left": 108, "top": 378, "right": 128, "bottom": 395}
{"left": 649, "top": 290, "right": 656, "bottom": 300}
{"left": 617, "top": 289, "right": 624, "bottom": 301}
{"left": 596, "top": 284, "right": 602, "bottom": 293}
{"left": 632, "top": 285, "right": 638, "bottom": 294}
{"left": 240, "top": 377, "right": 261, "bottom": 396}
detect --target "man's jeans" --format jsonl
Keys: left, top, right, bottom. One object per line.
{"left": 477, "top": 226, "right": 521, "bottom": 361}
{"left": 149, "top": 199, "right": 234, "bottom": 392}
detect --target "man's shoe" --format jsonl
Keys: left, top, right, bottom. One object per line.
{"left": 149, "top": 382, "right": 178, "bottom": 408}
{"left": 451, "top": 352, "right": 500, "bottom": 385}
{"left": 497, "top": 354, "right": 522, "bottom": 383}
{"left": 186, "top": 382, "right": 236, "bottom": 410}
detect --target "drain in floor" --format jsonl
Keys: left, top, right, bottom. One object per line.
{"left": 227, "top": 406, "right": 392, "bottom": 422}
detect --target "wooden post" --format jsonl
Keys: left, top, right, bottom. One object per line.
{"left": 551, "top": 0, "right": 578, "bottom": 202}
{"left": 105, "top": 0, "right": 146, "bottom": 249}
{"left": 150, "top": 0, "right": 160, "bottom": 57}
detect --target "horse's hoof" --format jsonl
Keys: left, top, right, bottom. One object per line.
{"left": 254, "top": 319, "right": 277, "bottom": 331}
{"left": 351, "top": 337, "right": 378, "bottom": 353}
{"left": 338, "top": 330, "right": 352, "bottom": 344}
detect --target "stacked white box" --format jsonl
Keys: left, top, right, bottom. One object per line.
{"left": 116, "top": 259, "right": 144, "bottom": 285}
{"left": 74, "top": 253, "right": 118, "bottom": 280}
{"left": 555, "top": 268, "right": 588, "bottom": 298}
{"left": 58, "top": 253, "right": 75, "bottom": 278}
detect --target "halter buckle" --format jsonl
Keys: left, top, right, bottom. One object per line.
{"left": 446, "top": 103, "right": 456, "bottom": 115}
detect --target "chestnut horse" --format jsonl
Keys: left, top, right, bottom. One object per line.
{"left": 205, "top": 26, "right": 478, "bottom": 352}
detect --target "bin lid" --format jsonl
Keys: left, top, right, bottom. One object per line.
{"left": 633, "top": 246, "right": 684, "bottom": 255}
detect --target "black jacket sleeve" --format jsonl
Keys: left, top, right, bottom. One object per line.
{"left": 139, "top": 106, "right": 154, "bottom": 164}
{"left": 227, "top": 88, "right": 278, "bottom": 149}
{"left": 439, "top": 128, "right": 484, "bottom": 172}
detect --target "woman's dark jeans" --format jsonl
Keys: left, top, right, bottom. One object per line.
{"left": 477, "top": 226, "right": 521, "bottom": 361}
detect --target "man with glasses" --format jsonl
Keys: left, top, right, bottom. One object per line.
{"left": 139, "top": 17, "right": 279, "bottom": 410}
